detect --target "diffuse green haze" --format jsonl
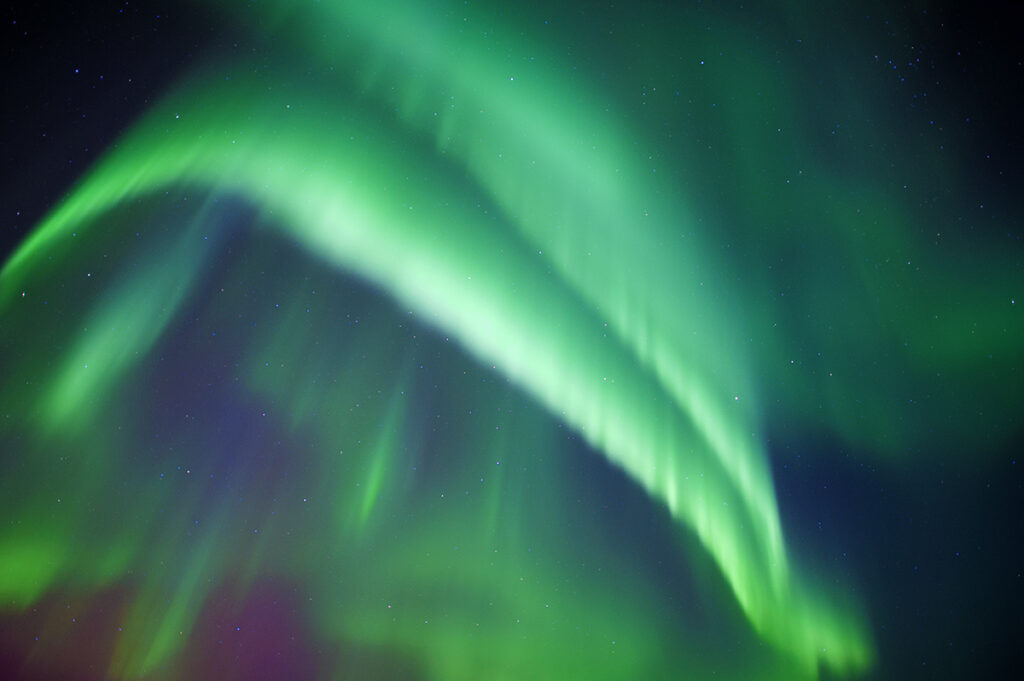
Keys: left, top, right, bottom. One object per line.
{"left": 7, "top": 0, "right": 1017, "bottom": 679}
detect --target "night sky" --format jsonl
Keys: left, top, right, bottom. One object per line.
{"left": 1, "top": 2, "right": 1022, "bottom": 680}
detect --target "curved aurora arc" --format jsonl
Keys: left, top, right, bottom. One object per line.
{"left": 0, "top": 1, "right": 882, "bottom": 678}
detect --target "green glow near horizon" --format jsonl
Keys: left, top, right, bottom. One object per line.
{"left": 3, "top": 1, "right": 1020, "bottom": 679}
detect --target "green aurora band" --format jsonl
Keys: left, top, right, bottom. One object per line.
{"left": 1, "top": 1, "right": 1020, "bottom": 679}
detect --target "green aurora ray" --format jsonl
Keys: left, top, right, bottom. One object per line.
{"left": 1, "top": 1, "right": 1020, "bottom": 679}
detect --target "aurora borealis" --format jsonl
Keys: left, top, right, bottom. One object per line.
{"left": 1, "top": 1, "right": 1022, "bottom": 679}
